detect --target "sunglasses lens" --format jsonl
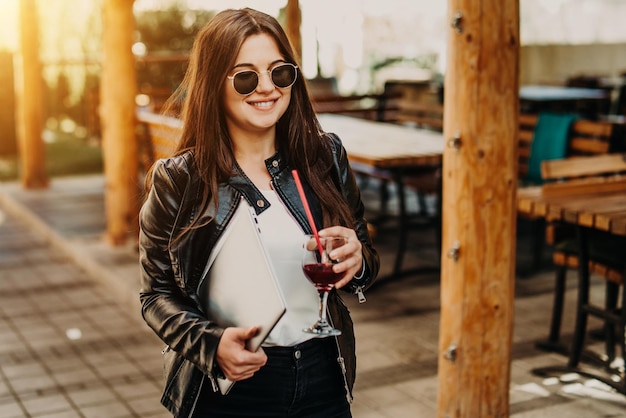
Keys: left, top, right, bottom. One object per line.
{"left": 271, "top": 64, "right": 297, "bottom": 88}
{"left": 231, "top": 64, "right": 297, "bottom": 95}
{"left": 233, "top": 71, "right": 258, "bottom": 95}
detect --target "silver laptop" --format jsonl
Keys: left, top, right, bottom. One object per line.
{"left": 198, "top": 199, "right": 286, "bottom": 395}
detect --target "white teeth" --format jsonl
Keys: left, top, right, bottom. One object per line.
{"left": 252, "top": 101, "right": 274, "bottom": 108}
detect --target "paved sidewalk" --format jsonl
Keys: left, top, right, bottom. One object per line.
{"left": 0, "top": 203, "right": 168, "bottom": 417}
{"left": 2, "top": 175, "right": 626, "bottom": 417}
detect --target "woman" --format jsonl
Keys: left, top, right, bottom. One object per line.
{"left": 139, "top": 8, "right": 379, "bottom": 418}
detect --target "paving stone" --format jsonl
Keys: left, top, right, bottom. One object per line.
{"left": 80, "top": 401, "right": 133, "bottom": 418}
{"left": 21, "top": 393, "right": 73, "bottom": 416}
{"left": 0, "top": 400, "right": 26, "bottom": 418}
{"left": 35, "top": 410, "right": 82, "bottom": 418}
{"left": 2, "top": 175, "right": 626, "bottom": 417}
{"left": 66, "top": 387, "right": 118, "bottom": 407}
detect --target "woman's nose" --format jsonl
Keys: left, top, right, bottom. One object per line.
{"left": 255, "top": 71, "right": 274, "bottom": 93}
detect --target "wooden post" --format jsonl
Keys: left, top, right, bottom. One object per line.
{"left": 16, "top": 0, "right": 48, "bottom": 189}
{"left": 0, "top": 51, "right": 17, "bottom": 156}
{"left": 285, "top": 0, "right": 302, "bottom": 61}
{"left": 437, "top": 0, "right": 519, "bottom": 417}
{"left": 101, "top": 0, "right": 139, "bottom": 245}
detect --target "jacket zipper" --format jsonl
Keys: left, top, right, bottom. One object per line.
{"left": 329, "top": 315, "right": 353, "bottom": 403}
{"left": 161, "top": 346, "right": 211, "bottom": 417}
{"left": 354, "top": 286, "right": 366, "bottom": 303}
{"left": 188, "top": 375, "right": 205, "bottom": 417}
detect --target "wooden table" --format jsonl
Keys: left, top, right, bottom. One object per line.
{"left": 517, "top": 180, "right": 626, "bottom": 237}
{"left": 318, "top": 114, "right": 445, "bottom": 278}
{"left": 517, "top": 180, "right": 626, "bottom": 393}
{"left": 520, "top": 85, "right": 610, "bottom": 102}
{"left": 138, "top": 110, "right": 445, "bottom": 279}
{"left": 318, "top": 113, "right": 443, "bottom": 168}
{"left": 519, "top": 85, "right": 611, "bottom": 118}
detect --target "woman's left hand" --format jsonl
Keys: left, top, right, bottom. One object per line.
{"left": 318, "top": 226, "right": 363, "bottom": 289}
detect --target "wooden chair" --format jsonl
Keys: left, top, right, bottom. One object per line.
{"left": 518, "top": 113, "right": 615, "bottom": 181}
{"left": 136, "top": 109, "right": 182, "bottom": 166}
{"left": 382, "top": 100, "right": 444, "bottom": 132}
{"left": 311, "top": 92, "right": 399, "bottom": 122}
{"left": 535, "top": 154, "right": 626, "bottom": 389}
{"left": 518, "top": 114, "right": 617, "bottom": 271}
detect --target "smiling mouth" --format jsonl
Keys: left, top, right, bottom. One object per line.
{"left": 249, "top": 99, "right": 277, "bottom": 108}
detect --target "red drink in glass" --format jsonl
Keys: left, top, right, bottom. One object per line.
{"left": 303, "top": 263, "right": 342, "bottom": 291}
{"left": 301, "top": 235, "right": 346, "bottom": 336}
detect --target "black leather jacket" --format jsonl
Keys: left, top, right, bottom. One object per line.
{"left": 139, "top": 134, "right": 379, "bottom": 417}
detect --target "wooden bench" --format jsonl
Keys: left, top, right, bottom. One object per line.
{"left": 541, "top": 153, "right": 626, "bottom": 238}
{"left": 396, "top": 102, "right": 443, "bottom": 131}
{"left": 310, "top": 80, "right": 445, "bottom": 132}
{"left": 537, "top": 154, "right": 626, "bottom": 386}
{"left": 518, "top": 113, "right": 615, "bottom": 180}
{"left": 542, "top": 153, "right": 626, "bottom": 182}
{"left": 517, "top": 113, "right": 618, "bottom": 270}
{"left": 311, "top": 92, "right": 400, "bottom": 122}
{"left": 377, "top": 93, "right": 444, "bottom": 132}
{"left": 136, "top": 109, "right": 182, "bottom": 165}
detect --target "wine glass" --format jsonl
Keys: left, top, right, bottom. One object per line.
{"left": 302, "top": 235, "right": 347, "bottom": 336}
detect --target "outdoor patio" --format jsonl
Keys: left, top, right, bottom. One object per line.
{"left": 1, "top": 174, "right": 626, "bottom": 417}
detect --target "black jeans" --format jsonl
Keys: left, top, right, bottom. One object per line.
{"left": 191, "top": 337, "right": 351, "bottom": 417}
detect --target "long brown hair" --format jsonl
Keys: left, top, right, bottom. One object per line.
{"left": 157, "top": 8, "right": 353, "bottom": 235}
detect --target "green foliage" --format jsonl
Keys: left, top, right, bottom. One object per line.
{"left": 370, "top": 54, "right": 439, "bottom": 72}
{"left": 44, "top": 134, "right": 103, "bottom": 177}
{"left": 135, "top": 5, "right": 216, "bottom": 95}
{"left": 135, "top": 5, "right": 214, "bottom": 53}
{"left": 0, "top": 157, "right": 18, "bottom": 181}
{"left": 0, "top": 133, "right": 103, "bottom": 182}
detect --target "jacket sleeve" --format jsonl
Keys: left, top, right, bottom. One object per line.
{"left": 328, "top": 134, "right": 380, "bottom": 293}
{"left": 138, "top": 158, "right": 223, "bottom": 379}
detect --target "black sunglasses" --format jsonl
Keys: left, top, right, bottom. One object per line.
{"left": 227, "top": 63, "right": 298, "bottom": 96}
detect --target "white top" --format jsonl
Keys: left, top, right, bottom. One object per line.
{"left": 256, "top": 188, "right": 320, "bottom": 346}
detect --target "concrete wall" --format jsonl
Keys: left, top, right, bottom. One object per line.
{"left": 520, "top": 43, "right": 626, "bottom": 85}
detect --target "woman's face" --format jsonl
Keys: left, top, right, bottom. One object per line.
{"left": 223, "top": 33, "right": 293, "bottom": 136}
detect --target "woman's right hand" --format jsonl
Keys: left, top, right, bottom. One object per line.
{"left": 215, "top": 326, "right": 268, "bottom": 381}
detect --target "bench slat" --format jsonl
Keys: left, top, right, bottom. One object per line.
{"left": 542, "top": 154, "right": 626, "bottom": 180}
{"left": 517, "top": 114, "right": 615, "bottom": 179}
{"left": 137, "top": 110, "right": 182, "bottom": 161}
{"left": 541, "top": 176, "right": 626, "bottom": 198}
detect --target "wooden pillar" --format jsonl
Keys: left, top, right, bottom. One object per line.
{"left": 16, "top": 0, "right": 48, "bottom": 189}
{"left": 285, "top": 0, "right": 302, "bottom": 61}
{"left": 0, "top": 51, "right": 17, "bottom": 156}
{"left": 437, "top": 1, "right": 519, "bottom": 417}
{"left": 101, "top": 0, "right": 139, "bottom": 245}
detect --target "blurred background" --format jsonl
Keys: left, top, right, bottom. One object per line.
{"left": 1, "top": 0, "right": 625, "bottom": 180}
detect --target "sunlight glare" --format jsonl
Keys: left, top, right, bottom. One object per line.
{"left": 135, "top": 0, "right": 287, "bottom": 15}
{"left": 0, "top": 0, "right": 19, "bottom": 50}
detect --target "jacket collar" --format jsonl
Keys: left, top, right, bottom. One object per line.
{"left": 227, "top": 151, "right": 286, "bottom": 216}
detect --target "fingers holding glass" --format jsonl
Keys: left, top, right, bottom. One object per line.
{"left": 301, "top": 235, "right": 346, "bottom": 336}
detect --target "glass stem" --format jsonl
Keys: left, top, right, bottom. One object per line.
{"left": 319, "top": 290, "right": 330, "bottom": 325}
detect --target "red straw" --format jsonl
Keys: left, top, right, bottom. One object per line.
{"left": 291, "top": 169, "right": 325, "bottom": 256}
